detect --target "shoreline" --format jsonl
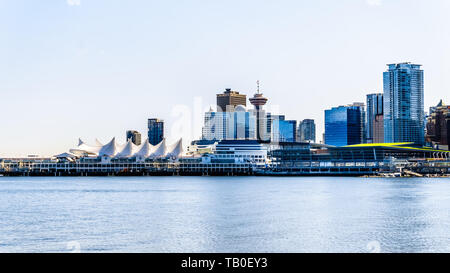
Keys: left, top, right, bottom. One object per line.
{"left": 1, "top": 172, "right": 449, "bottom": 178}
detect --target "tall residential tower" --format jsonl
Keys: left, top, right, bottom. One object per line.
{"left": 297, "top": 119, "right": 316, "bottom": 143}
{"left": 366, "top": 93, "right": 384, "bottom": 143}
{"left": 383, "top": 63, "right": 424, "bottom": 144}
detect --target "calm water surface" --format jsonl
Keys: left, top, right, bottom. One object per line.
{"left": 1, "top": 176, "right": 450, "bottom": 253}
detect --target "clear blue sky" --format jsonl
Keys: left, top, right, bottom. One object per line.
{"left": 1, "top": 0, "right": 449, "bottom": 157}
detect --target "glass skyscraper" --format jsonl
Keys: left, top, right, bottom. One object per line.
{"left": 148, "top": 118, "right": 164, "bottom": 145}
{"left": 383, "top": 63, "right": 424, "bottom": 144}
{"left": 271, "top": 119, "right": 297, "bottom": 143}
{"left": 325, "top": 105, "right": 364, "bottom": 147}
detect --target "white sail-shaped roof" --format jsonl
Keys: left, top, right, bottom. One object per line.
{"left": 166, "top": 138, "right": 183, "bottom": 158}
{"left": 67, "top": 137, "right": 183, "bottom": 159}
{"left": 148, "top": 139, "right": 166, "bottom": 159}
{"left": 71, "top": 138, "right": 103, "bottom": 156}
{"left": 98, "top": 138, "right": 119, "bottom": 157}
{"left": 115, "top": 140, "right": 140, "bottom": 158}
{"left": 95, "top": 139, "right": 104, "bottom": 146}
{"left": 134, "top": 139, "right": 155, "bottom": 158}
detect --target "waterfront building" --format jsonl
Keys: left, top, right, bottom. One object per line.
{"left": 383, "top": 62, "right": 425, "bottom": 144}
{"left": 68, "top": 137, "right": 182, "bottom": 160}
{"left": 3, "top": 140, "right": 450, "bottom": 176}
{"left": 207, "top": 140, "right": 268, "bottom": 165}
{"left": 126, "top": 130, "right": 142, "bottom": 146}
{"left": 217, "top": 89, "right": 247, "bottom": 112}
{"left": 366, "top": 93, "right": 384, "bottom": 143}
{"left": 148, "top": 118, "right": 164, "bottom": 145}
{"left": 186, "top": 140, "right": 217, "bottom": 156}
{"left": 426, "top": 100, "right": 450, "bottom": 150}
{"left": 324, "top": 104, "right": 364, "bottom": 147}
{"left": 297, "top": 119, "right": 316, "bottom": 143}
{"left": 249, "top": 82, "right": 269, "bottom": 142}
{"left": 269, "top": 142, "right": 450, "bottom": 175}
{"left": 271, "top": 119, "right": 297, "bottom": 143}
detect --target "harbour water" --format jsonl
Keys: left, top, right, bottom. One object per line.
{"left": 1, "top": 176, "right": 450, "bottom": 253}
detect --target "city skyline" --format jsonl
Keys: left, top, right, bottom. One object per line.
{"left": 1, "top": 0, "right": 450, "bottom": 157}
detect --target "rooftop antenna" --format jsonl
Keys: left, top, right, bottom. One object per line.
{"left": 256, "top": 80, "right": 260, "bottom": 94}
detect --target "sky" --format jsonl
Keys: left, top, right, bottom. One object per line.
{"left": 1, "top": 0, "right": 450, "bottom": 157}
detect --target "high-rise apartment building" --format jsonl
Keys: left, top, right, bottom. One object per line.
{"left": 148, "top": 118, "right": 164, "bottom": 145}
{"left": 297, "top": 119, "right": 316, "bottom": 143}
{"left": 216, "top": 89, "right": 247, "bottom": 112}
{"left": 366, "top": 93, "right": 384, "bottom": 143}
{"left": 325, "top": 105, "right": 364, "bottom": 147}
{"left": 350, "top": 102, "right": 366, "bottom": 144}
{"left": 383, "top": 63, "right": 424, "bottom": 144}
{"left": 126, "top": 130, "right": 142, "bottom": 146}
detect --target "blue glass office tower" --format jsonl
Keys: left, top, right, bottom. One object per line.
{"left": 383, "top": 63, "right": 424, "bottom": 144}
{"left": 271, "top": 119, "right": 297, "bottom": 143}
{"left": 148, "top": 118, "right": 164, "bottom": 145}
{"left": 325, "top": 105, "right": 363, "bottom": 146}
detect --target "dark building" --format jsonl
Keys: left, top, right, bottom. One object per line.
{"left": 217, "top": 89, "right": 247, "bottom": 112}
{"left": 366, "top": 93, "right": 384, "bottom": 143}
{"left": 126, "top": 130, "right": 142, "bottom": 145}
{"left": 426, "top": 100, "right": 450, "bottom": 150}
{"left": 297, "top": 119, "right": 316, "bottom": 143}
{"left": 351, "top": 102, "right": 366, "bottom": 144}
{"left": 148, "top": 118, "right": 164, "bottom": 145}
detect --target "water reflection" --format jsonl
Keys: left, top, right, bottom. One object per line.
{"left": 0, "top": 176, "right": 450, "bottom": 252}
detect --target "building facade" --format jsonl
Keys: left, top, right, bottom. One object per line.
{"left": 216, "top": 89, "right": 247, "bottom": 112}
{"left": 202, "top": 107, "right": 256, "bottom": 141}
{"left": 351, "top": 102, "right": 366, "bottom": 144}
{"left": 126, "top": 130, "right": 142, "bottom": 146}
{"left": 325, "top": 105, "right": 364, "bottom": 147}
{"left": 366, "top": 93, "right": 384, "bottom": 143}
{"left": 210, "top": 140, "right": 268, "bottom": 166}
{"left": 383, "top": 63, "right": 425, "bottom": 144}
{"left": 297, "top": 119, "right": 316, "bottom": 143}
{"left": 148, "top": 118, "right": 164, "bottom": 145}
{"left": 271, "top": 119, "right": 297, "bottom": 143}
{"left": 426, "top": 100, "right": 450, "bottom": 150}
